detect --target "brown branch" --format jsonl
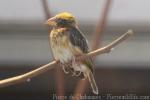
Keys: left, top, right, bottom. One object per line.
{"left": 41, "top": 0, "right": 51, "bottom": 19}
{"left": 74, "top": 1, "right": 112, "bottom": 97}
{"left": 86, "top": 30, "right": 133, "bottom": 57}
{"left": 41, "top": 0, "right": 65, "bottom": 97}
{"left": 91, "top": 0, "right": 112, "bottom": 50}
{"left": 0, "top": 30, "right": 133, "bottom": 88}
{"left": 0, "top": 61, "right": 57, "bottom": 88}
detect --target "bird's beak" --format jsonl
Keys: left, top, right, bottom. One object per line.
{"left": 45, "top": 17, "right": 57, "bottom": 26}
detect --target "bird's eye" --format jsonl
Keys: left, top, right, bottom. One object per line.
{"left": 56, "top": 18, "right": 69, "bottom": 26}
{"left": 57, "top": 18, "right": 66, "bottom": 23}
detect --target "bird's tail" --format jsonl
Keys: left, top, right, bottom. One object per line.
{"left": 87, "top": 71, "right": 98, "bottom": 94}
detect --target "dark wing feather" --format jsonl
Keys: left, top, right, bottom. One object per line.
{"left": 68, "top": 27, "right": 94, "bottom": 72}
{"left": 68, "top": 27, "right": 88, "bottom": 53}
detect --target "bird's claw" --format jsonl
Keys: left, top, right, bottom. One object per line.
{"left": 74, "top": 71, "right": 81, "bottom": 76}
{"left": 62, "top": 66, "right": 69, "bottom": 74}
{"left": 72, "top": 71, "right": 80, "bottom": 76}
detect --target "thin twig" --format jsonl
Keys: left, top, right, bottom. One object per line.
{"left": 0, "top": 61, "right": 57, "bottom": 88}
{"left": 91, "top": 0, "right": 112, "bottom": 50}
{"left": 74, "top": 0, "right": 112, "bottom": 97}
{"left": 0, "top": 30, "right": 133, "bottom": 88}
{"left": 86, "top": 30, "right": 133, "bottom": 57}
{"left": 41, "top": 0, "right": 65, "bottom": 97}
{"left": 41, "top": 0, "right": 51, "bottom": 19}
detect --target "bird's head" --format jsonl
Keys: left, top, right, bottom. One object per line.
{"left": 45, "top": 12, "right": 76, "bottom": 27}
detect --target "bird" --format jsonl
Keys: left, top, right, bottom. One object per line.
{"left": 45, "top": 12, "right": 98, "bottom": 94}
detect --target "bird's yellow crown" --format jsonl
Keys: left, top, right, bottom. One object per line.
{"left": 55, "top": 12, "right": 75, "bottom": 21}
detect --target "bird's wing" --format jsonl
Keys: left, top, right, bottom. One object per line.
{"left": 68, "top": 27, "right": 94, "bottom": 72}
{"left": 68, "top": 27, "right": 89, "bottom": 53}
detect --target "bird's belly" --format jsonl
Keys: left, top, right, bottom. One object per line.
{"left": 52, "top": 46, "right": 74, "bottom": 63}
{"left": 52, "top": 45, "right": 89, "bottom": 73}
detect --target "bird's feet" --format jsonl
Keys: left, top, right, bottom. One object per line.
{"left": 72, "top": 70, "right": 81, "bottom": 76}
{"left": 61, "top": 63, "right": 71, "bottom": 74}
{"left": 56, "top": 60, "right": 69, "bottom": 74}
{"left": 62, "top": 66, "right": 69, "bottom": 74}
{"left": 79, "top": 72, "right": 86, "bottom": 80}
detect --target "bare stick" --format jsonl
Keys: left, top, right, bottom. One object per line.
{"left": 0, "top": 30, "right": 133, "bottom": 88}
{"left": 74, "top": 1, "right": 112, "bottom": 97}
{"left": 86, "top": 30, "right": 133, "bottom": 57}
{"left": 41, "top": 0, "right": 51, "bottom": 19}
{"left": 41, "top": 0, "right": 65, "bottom": 97}
{"left": 0, "top": 61, "right": 57, "bottom": 88}
{"left": 91, "top": 0, "right": 112, "bottom": 49}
